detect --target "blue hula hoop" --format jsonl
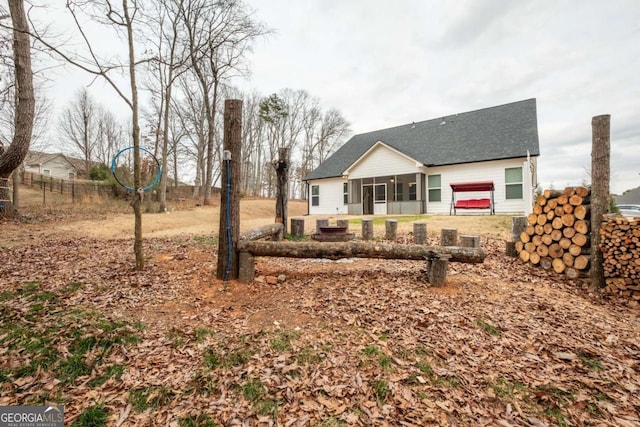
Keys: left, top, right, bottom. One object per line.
{"left": 111, "top": 146, "right": 162, "bottom": 192}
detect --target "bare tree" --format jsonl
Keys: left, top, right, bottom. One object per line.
{"left": 58, "top": 87, "right": 100, "bottom": 174}
{"left": 183, "top": 0, "right": 267, "bottom": 205}
{"left": 0, "top": 0, "right": 35, "bottom": 218}
{"left": 27, "top": 0, "right": 151, "bottom": 269}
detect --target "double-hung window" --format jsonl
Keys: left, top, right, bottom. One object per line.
{"left": 311, "top": 185, "right": 320, "bottom": 206}
{"left": 428, "top": 174, "right": 441, "bottom": 202}
{"left": 505, "top": 167, "right": 523, "bottom": 199}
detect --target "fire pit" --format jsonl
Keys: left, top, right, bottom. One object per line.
{"left": 312, "top": 225, "right": 355, "bottom": 242}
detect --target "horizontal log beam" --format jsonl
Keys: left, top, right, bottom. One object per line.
{"left": 237, "top": 240, "right": 485, "bottom": 263}
{"left": 239, "top": 223, "right": 284, "bottom": 241}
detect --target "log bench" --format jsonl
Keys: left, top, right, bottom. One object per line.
{"left": 236, "top": 240, "right": 485, "bottom": 284}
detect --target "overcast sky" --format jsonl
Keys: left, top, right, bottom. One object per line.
{"left": 237, "top": 0, "right": 640, "bottom": 194}
{"left": 38, "top": 0, "right": 639, "bottom": 194}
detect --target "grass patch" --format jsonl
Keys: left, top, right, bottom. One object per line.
{"left": 318, "top": 417, "right": 347, "bottom": 427}
{"left": 544, "top": 407, "right": 569, "bottom": 427}
{"left": 371, "top": 379, "right": 390, "bottom": 403}
{"left": 129, "top": 386, "right": 175, "bottom": 412}
{"left": 89, "top": 364, "right": 125, "bottom": 388}
{"left": 295, "top": 347, "right": 323, "bottom": 365}
{"left": 285, "top": 233, "right": 308, "bottom": 241}
{"left": 241, "top": 378, "right": 278, "bottom": 415}
{"left": 378, "top": 355, "right": 393, "bottom": 371}
{"left": 72, "top": 403, "right": 109, "bottom": 427}
{"left": 195, "top": 327, "right": 216, "bottom": 342}
{"left": 580, "top": 354, "right": 604, "bottom": 371}
{"left": 192, "top": 235, "right": 218, "bottom": 245}
{"left": 270, "top": 330, "right": 298, "bottom": 352}
{"left": 57, "top": 354, "right": 92, "bottom": 384}
{"left": 362, "top": 345, "right": 380, "bottom": 357}
{"left": 179, "top": 414, "right": 218, "bottom": 427}
{"left": 187, "top": 371, "right": 217, "bottom": 396}
{"left": 476, "top": 318, "right": 501, "bottom": 336}
{"left": 488, "top": 377, "right": 528, "bottom": 399}
{"left": 62, "top": 282, "right": 84, "bottom": 293}
{"left": 203, "top": 349, "right": 220, "bottom": 369}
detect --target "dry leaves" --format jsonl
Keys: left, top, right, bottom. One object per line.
{"left": 1, "top": 234, "right": 639, "bottom": 426}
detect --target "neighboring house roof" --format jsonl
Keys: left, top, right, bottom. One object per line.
{"left": 304, "top": 98, "right": 540, "bottom": 181}
{"left": 614, "top": 186, "right": 640, "bottom": 205}
{"left": 23, "top": 151, "right": 86, "bottom": 172}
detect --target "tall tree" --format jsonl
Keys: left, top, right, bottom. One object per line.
{"left": 0, "top": 0, "right": 35, "bottom": 218}
{"left": 58, "top": 87, "right": 100, "bottom": 174}
{"left": 183, "top": 0, "right": 266, "bottom": 205}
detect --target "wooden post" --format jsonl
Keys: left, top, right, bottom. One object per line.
{"left": 428, "top": 259, "right": 448, "bottom": 286}
{"left": 274, "top": 147, "right": 290, "bottom": 235}
{"left": 590, "top": 114, "right": 610, "bottom": 288}
{"left": 506, "top": 216, "right": 527, "bottom": 257}
{"left": 413, "top": 222, "right": 427, "bottom": 245}
{"left": 441, "top": 227, "right": 458, "bottom": 246}
{"left": 362, "top": 218, "right": 373, "bottom": 240}
{"left": 460, "top": 235, "right": 480, "bottom": 248}
{"left": 238, "top": 252, "right": 255, "bottom": 284}
{"left": 337, "top": 219, "right": 350, "bottom": 231}
{"left": 290, "top": 217, "right": 305, "bottom": 238}
{"left": 216, "top": 99, "right": 243, "bottom": 280}
{"left": 385, "top": 219, "right": 398, "bottom": 241}
{"left": 316, "top": 218, "right": 329, "bottom": 233}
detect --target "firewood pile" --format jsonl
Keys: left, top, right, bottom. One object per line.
{"left": 599, "top": 216, "right": 640, "bottom": 299}
{"left": 516, "top": 186, "right": 591, "bottom": 280}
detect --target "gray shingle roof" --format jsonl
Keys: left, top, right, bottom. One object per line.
{"left": 304, "top": 98, "right": 540, "bottom": 180}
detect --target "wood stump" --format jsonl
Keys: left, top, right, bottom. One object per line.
{"left": 441, "top": 227, "right": 458, "bottom": 246}
{"left": 316, "top": 218, "right": 328, "bottom": 234}
{"left": 362, "top": 218, "right": 373, "bottom": 240}
{"left": 238, "top": 252, "right": 255, "bottom": 283}
{"left": 290, "top": 217, "right": 305, "bottom": 238}
{"left": 426, "top": 254, "right": 450, "bottom": 287}
{"left": 337, "top": 219, "right": 350, "bottom": 231}
{"left": 460, "top": 235, "right": 480, "bottom": 248}
{"left": 385, "top": 219, "right": 398, "bottom": 241}
{"left": 413, "top": 222, "right": 427, "bottom": 245}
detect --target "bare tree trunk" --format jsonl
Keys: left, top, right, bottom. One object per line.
{"left": 274, "top": 147, "right": 289, "bottom": 234}
{"left": 0, "top": 0, "right": 35, "bottom": 218}
{"left": 216, "top": 99, "right": 242, "bottom": 280}
{"left": 123, "top": 0, "right": 144, "bottom": 271}
{"left": 590, "top": 114, "right": 610, "bottom": 288}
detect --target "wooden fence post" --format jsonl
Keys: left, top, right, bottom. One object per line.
{"left": 460, "top": 235, "right": 480, "bottom": 248}
{"left": 506, "top": 216, "right": 527, "bottom": 257}
{"left": 413, "top": 222, "right": 427, "bottom": 245}
{"left": 337, "top": 219, "right": 350, "bottom": 231}
{"left": 362, "top": 218, "right": 373, "bottom": 240}
{"left": 441, "top": 227, "right": 458, "bottom": 246}
{"left": 385, "top": 219, "right": 398, "bottom": 241}
{"left": 290, "top": 217, "right": 305, "bottom": 238}
{"left": 590, "top": 114, "right": 610, "bottom": 288}
{"left": 216, "top": 99, "right": 243, "bottom": 281}
{"left": 316, "top": 218, "right": 329, "bottom": 233}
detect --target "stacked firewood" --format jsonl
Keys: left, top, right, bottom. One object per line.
{"left": 599, "top": 216, "right": 640, "bottom": 299}
{"left": 516, "top": 186, "right": 591, "bottom": 279}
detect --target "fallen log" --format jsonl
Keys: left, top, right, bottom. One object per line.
{"left": 240, "top": 223, "right": 284, "bottom": 241}
{"left": 237, "top": 240, "right": 486, "bottom": 263}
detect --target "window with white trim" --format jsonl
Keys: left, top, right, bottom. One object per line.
{"left": 343, "top": 182, "right": 348, "bottom": 205}
{"left": 505, "top": 167, "right": 523, "bottom": 199}
{"left": 311, "top": 185, "right": 320, "bottom": 206}
{"left": 428, "top": 174, "right": 441, "bottom": 202}
{"left": 409, "top": 182, "right": 417, "bottom": 201}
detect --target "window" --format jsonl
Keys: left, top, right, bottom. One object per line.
{"left": 343, "top": 182, "right": 348, "bottom": 205}
{"left": 428, "top": 174, "right": 441, "bottom": 202}
{"left": 409, "top": 182, "right": 417, "bottom": 201}
{"left": 69, "top": 172, "right": 75, "bottom": 179}
{"left": 395, "top": 182, "right": 403, "bottom": 201}
{"left": 311, "top": 185, "right": 320, "bottom": 206}
{"left": 505, "top": 167, "right": 523, "bottom": 199}
{"left": 43, "top": 169, "right": 51, "bottom": 176}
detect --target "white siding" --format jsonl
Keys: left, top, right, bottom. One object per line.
{"left": 425, "top": 158, "right": 531, "bottom": 215}
{"left": 348, "top": 144, "right": 420, "bottom": 179}
{"left": 308, "top": 177, "right": 348, "bottom": 215}
{"left": 25, "top": 156, "right": 77, "bottom": 180}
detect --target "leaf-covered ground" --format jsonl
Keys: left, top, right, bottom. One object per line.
{"left": 1, "top": 233, "right": 639, "bottom": 426}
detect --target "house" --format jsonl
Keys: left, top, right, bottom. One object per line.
{"left": 22, "top": 151, "right": 87, "bottom": 180}
{"left": 614, "top": 186, "right": 640, "bottom": 205}
{"left": 303, "top": 99, "right": 540, "bottom": 216}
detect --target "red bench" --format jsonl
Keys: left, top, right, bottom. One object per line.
{"left": 454, "top": 198, "right": 491, "bottom": 209}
